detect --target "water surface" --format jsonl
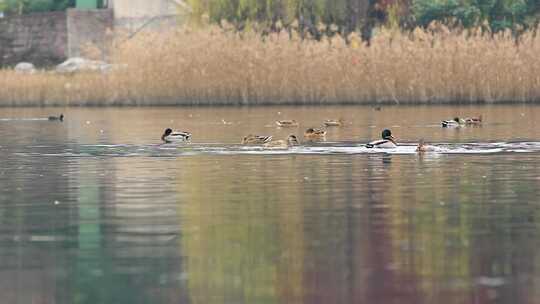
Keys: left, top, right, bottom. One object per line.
{"left": 1, "top": 105, "right": 539, "bottom": 304}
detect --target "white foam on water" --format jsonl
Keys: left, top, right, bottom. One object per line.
{"left": 12, "top": 141, "right": 540, "bottom": 157}
{"left": 0, "top": 118, "right": 48, "bottom": 121}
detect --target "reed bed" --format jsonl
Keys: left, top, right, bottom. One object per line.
{"left": 1, "top": 25, "right": 540, "bottom": 106}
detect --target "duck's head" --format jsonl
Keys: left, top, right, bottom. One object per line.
{"left": 453, "top": 117, "right": 460, "bottom": 123}
{"left": 162, "top": 128, "right": 173, "bottom": 141}
{"left": 59, "top": 114, "right": 64, "bottom": 121}
{"left": 305, "top": 128, "right": 315, "bottom": 134}
{"left": 382, "top": 129, "right": 395, "bottom": 141}
{"left": 288, "top": 135, "right": 299, "bottom": 145}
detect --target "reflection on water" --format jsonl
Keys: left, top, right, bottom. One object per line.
{"left": 0, "top": 105, "right": 539, "bottom": 304}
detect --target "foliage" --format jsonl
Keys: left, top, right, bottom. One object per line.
{"left": 187, "top": 0, "right": 372, "bottom": 36}
{"left": 1, "top": 0, "right": 75, "bottom": 15}
{"left": 412, "top": 0, "right": 539, "bottom": 31}
{"left": 185, "top": 0, "right": 539, "bottom": 34}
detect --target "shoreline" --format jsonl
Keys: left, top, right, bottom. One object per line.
{"left": 0, "top": 100, "right": 538, "bottom": 108}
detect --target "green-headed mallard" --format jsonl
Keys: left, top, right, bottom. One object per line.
{"left": 366, "top": 129, "right": 397, "bottom": 148}
{"left": 162, "top": 128, "right": 192, "bottom": 143}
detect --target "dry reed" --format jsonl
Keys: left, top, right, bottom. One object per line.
{"left": 1, "top": 24, "right": 540, "bottom": 106}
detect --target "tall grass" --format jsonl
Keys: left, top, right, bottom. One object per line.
{"left": 1, "top": 24, "right": 540, "bottom": 106}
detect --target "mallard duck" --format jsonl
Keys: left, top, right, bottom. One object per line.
{"left": 366, "top": 129, "right": 397, "bottom": 148}
{"left": 276, "top": 120, "right": 299, "bottom": 127}
{"left": 441, "top": 117, "right": 465, "bottom": 128}
{"left": 242, "top": 134, "right": 273, "bottom": 145}
{"left": 161, "top": 128, "right": 192, "bottom": 143}
{"left": 263, "top": 135, "right": 299, "bottom": 149}
{"left": 323, "top": 118, "right": 344, "bottom": 127}
{"left": 465, "top": 115, "right": 482, "bottom": 125}
{"left": 416, "top": 139, "right": 437, "bottom": 152}
{"left": 48, "top": 114, "right": 64, "bottom": 121}
{"left": 304, "top": 128, "right": 326, "bottom": 142}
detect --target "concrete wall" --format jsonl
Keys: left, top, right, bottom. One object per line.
{"left": 0, "top": 12, "right": 68, "bottom": 66}
{"left": 112, "top": 0, "right": 176, "bottom": 18}
{"left": 0, "top": 1, "right": 185, "bottom": 67}
{"left": 67, "top": 9, "right": 114, "bottom": 59}
{"left": 112, "top": 0, "right": 186, "bottom": 31}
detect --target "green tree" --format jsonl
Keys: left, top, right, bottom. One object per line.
{"left": 412, "top": 0, "right": 537, "bottom": 31}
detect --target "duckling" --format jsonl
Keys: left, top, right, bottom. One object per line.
{"left": 323, "top": 118, "right": 344, "bottom": 127}
{"left": 242, "top": 134, "right": 273, "bottom": 145}
{"left": 48, "top": 114, "right": 64, "bottom": 121}
{"left": 162, "top": 128, "right": 192, "bottom": 143}
{"left": 263, "top": 135, "right": 299, "bottom": 149}
{"left": 366, "top": 129, "right": 397, "bottom": 148}
{"left": 465, "top": 115, "right": 482, "bottom": 125}
{"left": 441, "top": 117, "right": 465, "bottom": 128}
{"left": 304, "top": 128, "right": 326, "bottom": 142}
{"left": 276, "top": 120, "right": 299, "bottom": 127}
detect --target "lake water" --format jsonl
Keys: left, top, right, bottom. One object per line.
{"left": 0, "top": 105, "right": 539, "bottom": 304}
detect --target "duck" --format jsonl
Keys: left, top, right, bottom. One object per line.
{"left": 263, "top": 135, "right": 299, "bottom": 149}
{"left": 416, "top": 139, "right": 438, "bottom": 152}
{"left": 323, "top": 118, "right": 344, "bottom": 127}
{"left": 304, "top": 128, "right": 326, "bottom": 142}
{"left": 276, "top": 120, "right": 299, "bottom": 127}
{"left": 161, "top": 128, "right": 192, "bottom": 143}
{"left": 441, "top": 117, "right": 465, "bottom": 128}
{"left": 48, "top": 114, "right": 64, "bottom": 121}
{"left": 465, "top": 115, "right": 482, "bottom": 125}
{"left": 366, "top": 129, "right": 397, "bottom": 148}
{"left": 242, "top": 134, "right": 273, "bottom": 145}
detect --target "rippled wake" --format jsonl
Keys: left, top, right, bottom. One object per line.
{"left": 6, "top": 141, "right": 540, "bottom": 157}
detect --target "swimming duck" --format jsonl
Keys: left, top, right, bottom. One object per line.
{"left": 263, "top": 135, "right": 299, "bottom": 149}
{"left": 416, "top": 139, "right": 438, "bottom": 152}
{"left": 304, "top": 128, "right": 326, "bottom": 142}
{"left": 366, "top": 129, "right": 397, "bottom": 148}
{"left": 161, "top": 128, "right": 192, "bottom": 143}
{"left": 323, "top": 118, "right": 344, "bottom": 127}
{"left": 48, "top": 114, "right": 64, "bottom": 121}
{"left": 465, "top": 115, "right": 482, "bottom": 125}
{"left": 441, "top": 117, "right": 465, "bottom": 128}
{"left": 242, "top": 134, "right": 273, "bottom": 145}
{"left": 276, "top": 120, "right": 299, "bottom": 127}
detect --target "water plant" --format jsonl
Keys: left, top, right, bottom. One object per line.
{"left": 0, "top": 24, "right": 539, "bottom": 106}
